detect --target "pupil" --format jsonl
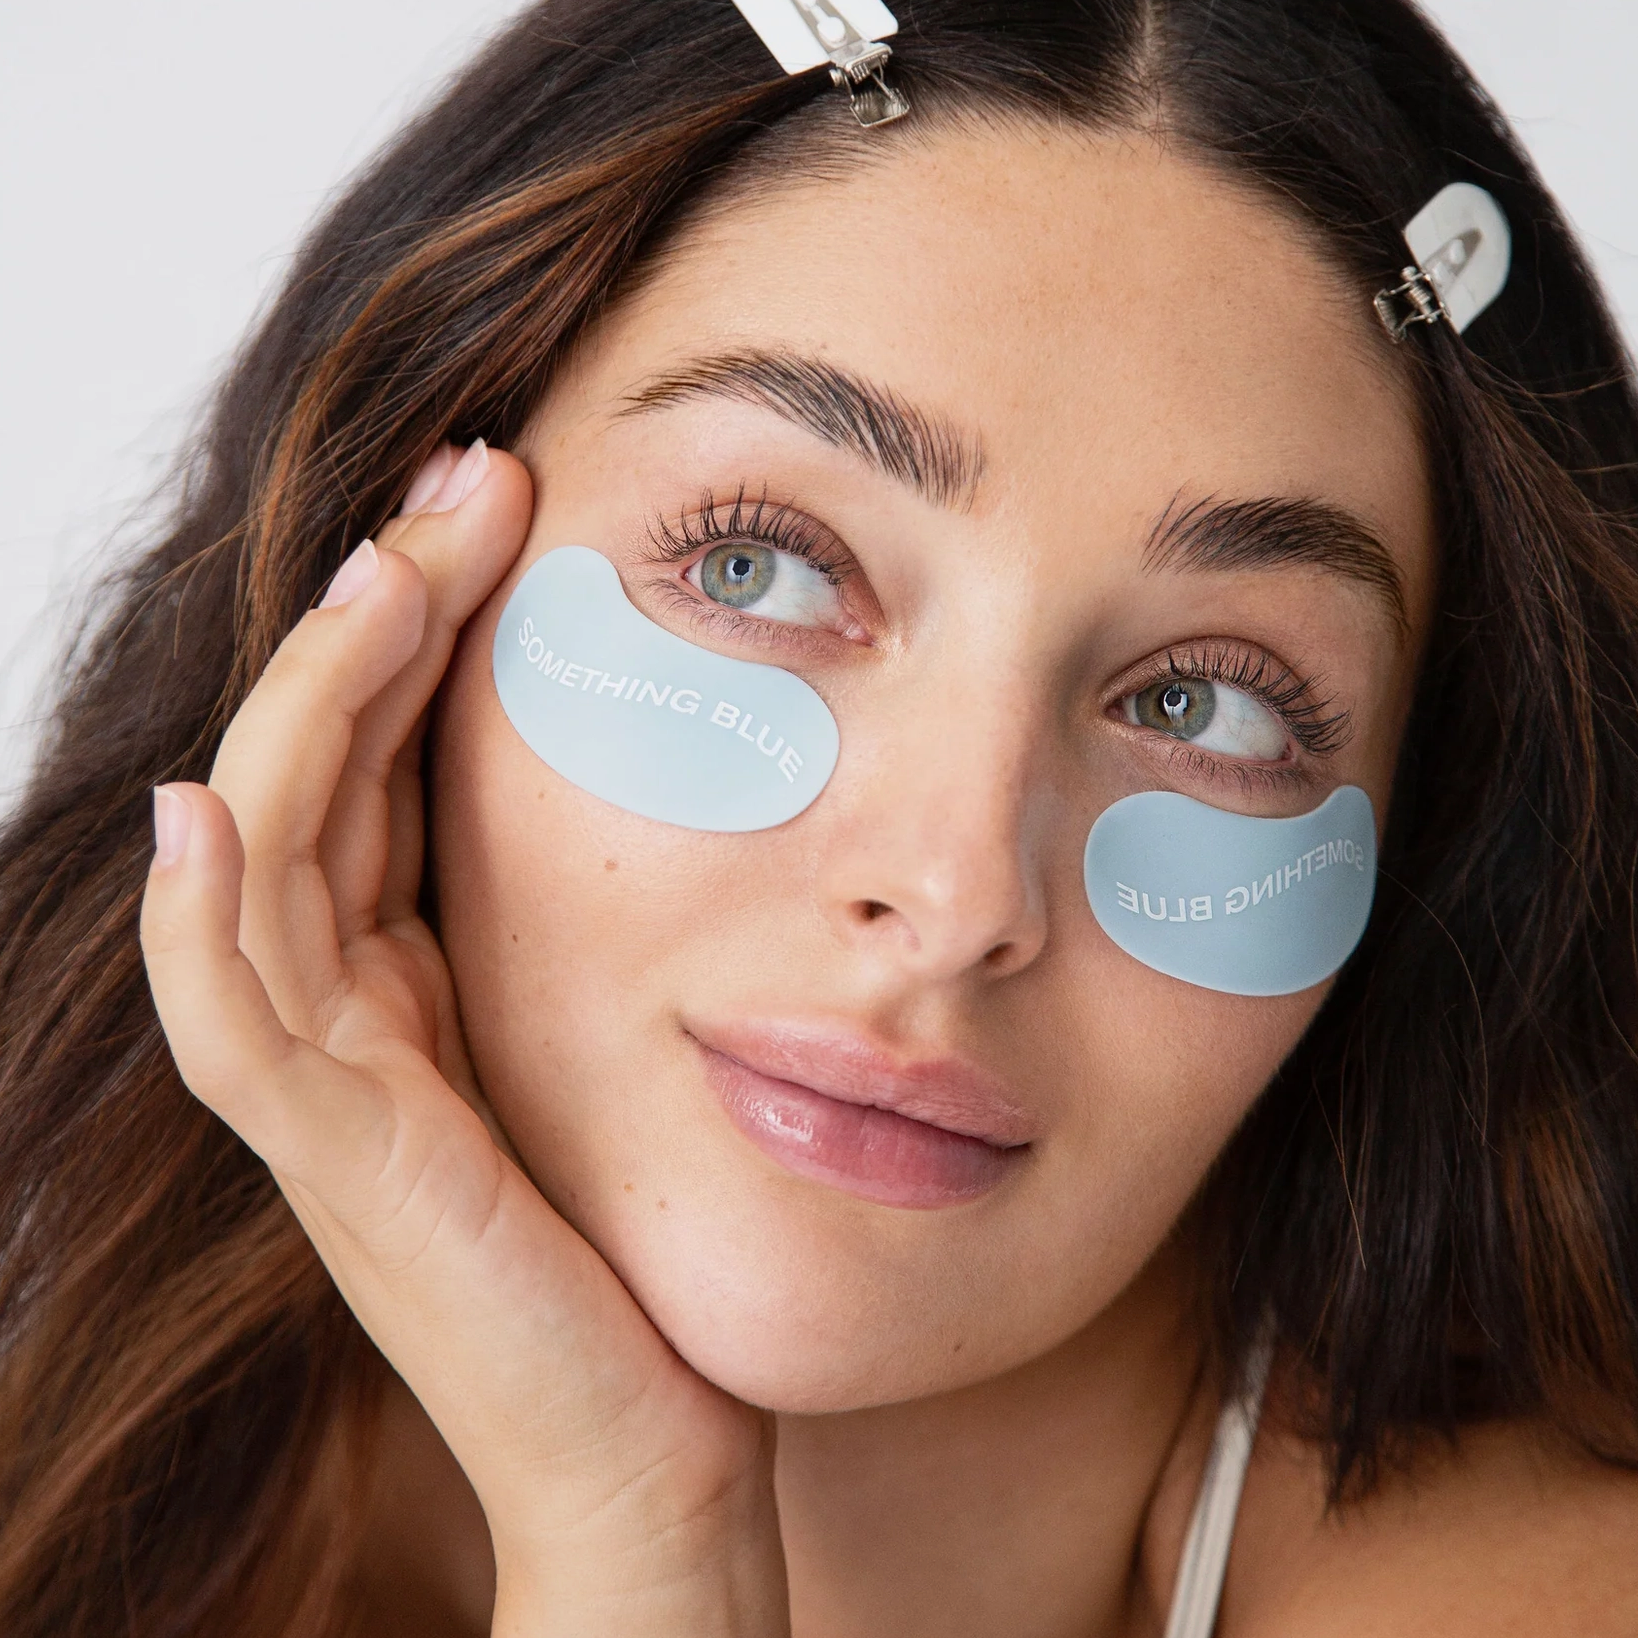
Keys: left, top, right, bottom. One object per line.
{"left": 1163, "top": 685, "right": 1188, "bottom": 720}
{"left": 730, "top": 556, "right": 754, "bottom": 581}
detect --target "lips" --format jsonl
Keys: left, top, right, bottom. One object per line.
{"left": 689, "top": 1020, "right": 1033, "bottom": 1210}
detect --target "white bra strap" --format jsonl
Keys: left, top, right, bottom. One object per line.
{"left": 1162, "top": 1337, "right": 1274, "bottom": 1638}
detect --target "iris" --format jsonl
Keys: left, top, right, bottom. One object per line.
{"left": 1134, "top": 679, "right": 1216, "bottom": 738}
{"left": 700, "top": 543, "right": 778, "bottom": 609}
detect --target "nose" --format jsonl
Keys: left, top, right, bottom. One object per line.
{"left": 815, "top": 667, "right": 1052, "bottom": 985}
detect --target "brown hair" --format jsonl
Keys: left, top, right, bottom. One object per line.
{"left": 2, "top": 0, "right": 1636, "bottom": 1628}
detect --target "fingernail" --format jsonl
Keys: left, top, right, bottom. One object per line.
{"left": 423, "top": 438, "right": 489, "bottom": 514}
{"left": 320, "top": 539, "right": 380, "bottom": 609}
{"left": 153, "top": 786, "right": 192, "bottom": 869}
{"left": 400, "top": 443, "right": 458, "bottom": 516}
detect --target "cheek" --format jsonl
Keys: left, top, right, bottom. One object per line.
{"left": 430, "top": 627, "right": 801, "bottom": 1157}
{"left": 1087, "top": 969, "right": 1313, "bottom": 1166}
{"left": 1026, "top": 941, "right": 1322, "bottom": 1268}
{"left": 435, "top": 650, "right": 696, "bottom": 986}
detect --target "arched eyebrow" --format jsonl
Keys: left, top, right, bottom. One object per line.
{"left": 619, "top": 348, "right": 984, "bottom": 511}
{"left": 1143, "top": 494, "right": 1411, "bottom": 637}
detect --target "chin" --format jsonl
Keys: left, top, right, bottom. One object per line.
{"left": 636, "top": 1275, "right": 1007, "bottom": 1416}
{"left": 568, "top": 1162, "right": 1115, "bottom": 1415}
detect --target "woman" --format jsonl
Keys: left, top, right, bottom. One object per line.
{"left": 1, "top": 0, "right": 1635, "bottom": 1631}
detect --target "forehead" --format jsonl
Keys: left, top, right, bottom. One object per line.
{"left": 556, "top": 122, "right": 1432, "bottom": 612}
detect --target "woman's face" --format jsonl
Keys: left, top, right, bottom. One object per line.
{"left": 433, "top": 124, "right": 1434, "bottom": 1412}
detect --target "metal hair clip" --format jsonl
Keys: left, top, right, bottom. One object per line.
{"left": 1374, "top": 264, "right": 1447, "bottom": 342}
{"left": 732, "top": 0, "right": 911, "bottom": 127}
{"left": 1375, "top": 182, "right": 1511, "bottom": 344}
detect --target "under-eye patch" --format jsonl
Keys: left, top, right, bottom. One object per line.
{"left": 1084, "top": 785, "right": 1377, "bottom": 996}
{"left": 492, "top": 546, "right": 840, "bottom": 832}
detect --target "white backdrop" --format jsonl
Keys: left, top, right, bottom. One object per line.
{"left": 3, "top": 1, "right": 1635, "bottom": 805}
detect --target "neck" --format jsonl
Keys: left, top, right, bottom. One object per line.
{"left": 773, "top": 1245, "right": 1206, "bottom": 1638}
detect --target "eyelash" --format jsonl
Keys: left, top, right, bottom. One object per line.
{"left": 644, "top": 485, "right": 853, "bottom": 591}
{"left": 1124, "top": 641, "right": 1350, "bottom": 758}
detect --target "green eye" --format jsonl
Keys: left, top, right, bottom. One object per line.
{"left": 1123, "top": 677, "right": 1288, "bottom": 762}
{"left": 699, "top": 543, "right": 778, "bottom": 609}
{"left": 685, "top": 539, "right": 848, "bottom": 628}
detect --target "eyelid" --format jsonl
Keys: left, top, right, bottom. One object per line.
{"left": 1156, "top": 738, "right": 1319, "bottom": 797}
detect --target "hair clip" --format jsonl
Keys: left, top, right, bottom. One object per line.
{"left": 732, "top": 0, "right": 911, "bottom": 127}
{"left": 1375, "top": 182, "right": 1512, "bottom": 343}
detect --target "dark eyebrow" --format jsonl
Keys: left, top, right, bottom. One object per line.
{"left": 618, "top": 348, "right": 984, "bottom": 511}
{"left": 1142, "top": 493, "right": 1410, "bottom": 636}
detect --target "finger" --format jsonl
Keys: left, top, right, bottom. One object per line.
{"left": 209, "top": 541, "right": 428, "bottom": 1027}
{"left": 143, "top": 785, "right": 510, "bottom": 1256}
{"left": 140, "top": 783, "right": 396, "bottom": 1179}
{"left": 315, "top": 441, "right": 533, "bottom": 940}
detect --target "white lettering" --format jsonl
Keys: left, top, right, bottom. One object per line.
{"left": 778, "top": 746, "right": 803, "bottom": 783}
{"left": 538, "top": 649, "right": 565, "bottom": 681}
{"left": 1252, "top": 874, "right": 1276, "bottom": 905}
{"left": 1117, "top": 883, "right": 1140, "bottom": 914}
{"left": 1224, "top": 886, "right": 1250, "bottom": 915}
{"left": 736, "top": 715, "right": 758, "bottom": 743}
{"left": 1189, "top": 895, "right": 1213, "bottom": 921}
{"left": 671, "top": 690, "right": 701, "bottom": 716}
{"left": 560, "top": 663, "right": 583, "bottom": 688}
{"left": 526, "top": 636, "right": 545, "bottom": 665}
{"left": 1142, "top": 893, "right": 1168, "bottom": 922}
{"left": 596, "top": 673, "right": 627, "bottom": 697}
{"left": 519, "top": 616, "right": 534, "bottom": 647}
{"left": 638, "top": 681, "right": 672, "bottom": 708}
{"left": 1283, "top": 861, "right": 1302, "bottom": 889}
{"left": 711, "top": 700, "right": 741, "bottom": 728}
{"left": 579, "top": 669, "right": 603, "bottom": 692}
{"left": 1168, "top": 898, "right": 1187, "bottom": 923}
{"left": 755, "top": 724, "right": 785, "bottom": 758}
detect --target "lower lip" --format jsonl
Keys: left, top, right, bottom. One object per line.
{"left": 703, "top": 1049, "right": 1020, "bottom": 1210}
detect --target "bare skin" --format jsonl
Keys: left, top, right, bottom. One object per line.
{"left": 139, "top": 124, "right": 1638, "bottom": 1637}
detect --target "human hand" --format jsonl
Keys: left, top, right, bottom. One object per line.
{"left": 139, "top": 443, "right": 790, "bottom": 1636}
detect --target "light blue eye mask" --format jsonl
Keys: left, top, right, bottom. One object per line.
{"left": 491, "top": 546, "right": 840, "bottom": 832}
{"left": 1084, "top": 785, "right": 1377, "bottom": 996}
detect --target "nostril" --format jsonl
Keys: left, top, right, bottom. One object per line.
{"left": 982, "top": 941, "right": 1015, "bottom": 968}
{"left": 859, "top": 900, "right": 894, "bottom": 922}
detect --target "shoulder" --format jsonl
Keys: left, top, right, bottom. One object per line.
{"left": 1219, "top": 1412, "right": 1638, "bottom": 1637}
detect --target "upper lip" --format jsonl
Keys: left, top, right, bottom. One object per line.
{"left": 687, "top": 1018, "right": 1036, "bottom": 1149}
